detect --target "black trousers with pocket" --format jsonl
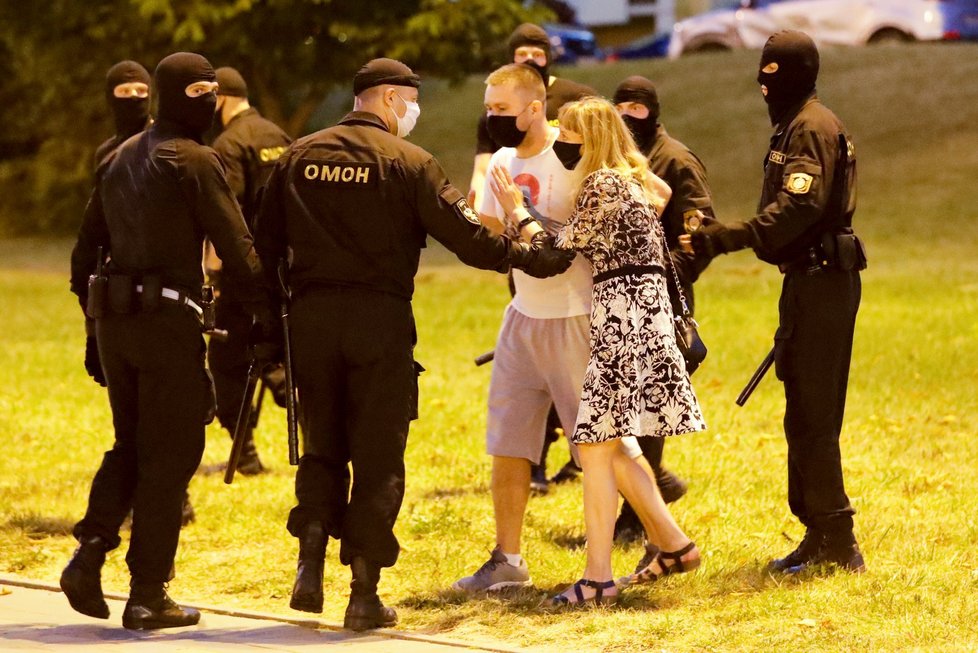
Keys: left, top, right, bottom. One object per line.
{"left": 775, "top": 268, "right": 861, "bottom": 538}
{"left": 285, "top": 288, "right": 417, "bottom": 569}
{"left": 74, "top": 305, "right": 210, "bottom": 584}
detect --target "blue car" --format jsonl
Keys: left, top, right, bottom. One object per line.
{"left": 544, "top": 23, "right": 602, "bottom": 63}
{"left": 939, "top": 0, "right": 978, "bottom": 39}
{"left": 606, "top": 32, "right": 672, "bottom": 60}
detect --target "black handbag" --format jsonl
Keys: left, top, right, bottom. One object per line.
{"left": 664, "top": 246, "right": 707, "bottom": 374}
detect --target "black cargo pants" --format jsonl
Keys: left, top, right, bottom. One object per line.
{"left": 775, "top": 268, "right": 861, "bottom": 537}
{"left": 74, "top": 306, "right": 210, "bottom": 584}
{"left": 286, "top": 288, "right": 417, "bottom": 569}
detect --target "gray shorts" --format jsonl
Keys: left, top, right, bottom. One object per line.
{"left": 486, "top": 305, "right": 641, "bottom": 463}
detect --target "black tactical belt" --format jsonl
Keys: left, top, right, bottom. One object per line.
{"left": 135, "top": 284, "right": 203, "bottom": 316}
{"left": 593, "top": 264, "right": 664, "bottom": 284}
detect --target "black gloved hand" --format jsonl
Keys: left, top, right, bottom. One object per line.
{"left": 509, "top": 235, "right": 576, "bottom": 279}
{"left": 690, "top": 220, "right": 753, "bottom": 258}
{"left": 84, "top": 336, "right": 107, "bottom": 387}
{"left": 248, "top": 310, "right": 284, "bottom": 370}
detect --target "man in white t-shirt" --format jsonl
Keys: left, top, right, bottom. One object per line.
{"left": 452, "top": 64, "right": 642, "bottom": 593}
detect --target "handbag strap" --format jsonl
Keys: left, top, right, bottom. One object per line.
{"left": 661, "top": 229, "right": 692, "bottom": 319}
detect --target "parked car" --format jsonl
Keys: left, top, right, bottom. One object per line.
{"left": 605, "top": 31, "right": 672, "bottom": 60}
{"left": 544, "top": 23, "right": 602, "bottom": 63}
{"left": 666, "top": 0, "right": 946, "bottom": 58}
{"left": 938, "top": 0, "right": 978, "bottom": 40}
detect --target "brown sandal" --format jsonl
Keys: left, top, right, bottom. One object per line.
{"left": 631, "top": 541, "right": 700, "bottom": 584}
{"left": 544, "top": 578, "right": 618, "bottom": 608}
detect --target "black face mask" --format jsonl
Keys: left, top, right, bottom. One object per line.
{"left": 522, "top": 60, "right": 549, "bottom": 85}
{"left": 155, "top": 52, "right": 218, "bottom": 138}
{"left": 553, "top": 140, "right": 582, "bottom": 170}
{"left": 487, "top": 114, "right": 528, "bottom": 148}
{"left": 757, "top": 30, "right": 819, "bottom": 125}
{"left": 622, "top": 115, "right": 657, "bottom": 154}
{"left": 105, "top": 61, "right": 151, "bottom": 138}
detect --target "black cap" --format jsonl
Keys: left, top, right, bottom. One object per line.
{"left": 353, "top": 58, "right": 420, "bottom": 96}
{"left": 613, "top": 75, "right": 660, "bottom": 122}
{"left": 508, "top": 23, "right": 551, "bottom": 63}
{"left": 215, "top": 66, "right": 248, "bottom": 97}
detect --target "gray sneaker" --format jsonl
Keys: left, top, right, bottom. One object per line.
{"left": 452, "top": 548, "right": 531, "bottom": 593}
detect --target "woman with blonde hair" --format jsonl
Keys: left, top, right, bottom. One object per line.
{"left": 489, "top": 96, "right": 705, "bottom": 606}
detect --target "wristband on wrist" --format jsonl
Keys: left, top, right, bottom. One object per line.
{"left": 515, "top": 209, "right": 537, "bottom": 231}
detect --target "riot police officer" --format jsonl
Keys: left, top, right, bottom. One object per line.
{"left": 691, "top": 31, "right": 866, "bottom": 573}
{"left": 253, "top": 58, "right": 571, "bottom": 631}
{"left": 64, "top": 52, "right": 268, "bottom": 629}
{"left": 206, "top": 66, "right": 293, "bottom": 474}
{"left": 94, "top": 60, "right": 152, "bottom": 167}
{"left": 611, "top": 75, "right": 717, "bottom": 543}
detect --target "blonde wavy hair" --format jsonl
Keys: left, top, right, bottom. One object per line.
{"left": 557, "top": 96, "right": 668, "bottom": 209}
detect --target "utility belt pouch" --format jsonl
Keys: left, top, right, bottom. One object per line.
{"left": 86, "top": 274, "right": 107, "bottom": 319}
{"left": 139, "top": 274, "right": 162, "bottom": 312}
{"left": 107, "top": 274, "right": 135, "bottom": 314}
{"left": 833, "top": 233, "right": 867, "bottom": 271}
{"left": 201, "top": 285, "right": 217, "bottom": 331}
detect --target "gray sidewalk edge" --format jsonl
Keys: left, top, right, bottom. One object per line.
{"left": 0, "top": 575, "right": 526, "bottom": 653}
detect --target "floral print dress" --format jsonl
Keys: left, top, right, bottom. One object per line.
{"left": 555, "top": 168, "right": 706, "bottom": 443}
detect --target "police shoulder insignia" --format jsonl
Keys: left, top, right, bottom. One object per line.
{"left": 768, "top": 150, "right": 786, "bottom": 165}
{"left": 785, "top": 172, "right": 813, "bottom": 195}
{"left": 455, "top": 199, "right": 481, "bottom": 225}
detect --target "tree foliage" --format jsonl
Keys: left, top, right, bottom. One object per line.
{"left": 0, "top": 0, "right": 550, "bottom": 235}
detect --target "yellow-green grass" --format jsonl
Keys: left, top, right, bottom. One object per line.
{"left": 3, "top": 43, "right": 978, "bottom": 651}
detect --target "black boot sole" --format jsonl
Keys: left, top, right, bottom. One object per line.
{"left": 60, "top": 570, "right": 109, "bottom": 619}
{"left": 343, "top": 613, "right": 397, "bottom": 632}
{"left": 290, "top": 594, "right": 324, "bottom": 613}
{"left": 122, "top": 614, "right": 201, "bottom": 630}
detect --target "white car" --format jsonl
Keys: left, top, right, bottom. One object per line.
{"left": 667, "top": 0, "right": 945, "bottom": 58}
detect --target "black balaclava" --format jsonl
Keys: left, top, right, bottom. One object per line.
{"left": 105, "top": 60, "right": 151, "bottom": 138}
{"left": 509, "top": 23, "right": 551, "bottom": 83}
{"left": 613, "top": 75, "right": 660, "bottom": 154}
{"left": 758, "top": 30, "right": 819, "bottom": 125}
{"left": 155, "top": 52, "right": 218, "bottom": 137}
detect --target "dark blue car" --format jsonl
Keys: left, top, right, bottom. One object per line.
{"left": 544, "top": 23, "right": 602, "bottom": 63}
{"left": 939, "top": 0, "right": 978, "bottom": 40}
{"left": 606, "top": 32, "right": 672, "bottom": 61}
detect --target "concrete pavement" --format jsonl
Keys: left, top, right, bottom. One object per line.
{"left": 0, "top": 576, "right": 525, "bottom": 652}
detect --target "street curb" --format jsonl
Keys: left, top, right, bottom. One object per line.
{"left": 0, "top": 575, "right": 526, "bottom": 653}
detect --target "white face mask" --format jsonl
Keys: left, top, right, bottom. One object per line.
{"left": 393, "top": 93, "right": 420, "bottom": 138}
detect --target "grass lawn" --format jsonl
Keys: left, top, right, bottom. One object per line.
{"left": 3, "top": 43, "right": 978, "bottom": 651}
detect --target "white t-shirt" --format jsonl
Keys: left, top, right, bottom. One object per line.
{"left": 479, "top": 127, "right": 592, "bottom": 319}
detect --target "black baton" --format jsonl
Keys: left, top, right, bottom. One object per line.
{"left": 278, "top": 260, "right": 300, "bottom": 466}
{"left": 225, "top": 361, "right": 263, "bottom": 484}
{"left": 474, "top": 350, "right": 494, "bottom": 366}
{"left": 736, "top": 347, "right": 775, "bottom": 407}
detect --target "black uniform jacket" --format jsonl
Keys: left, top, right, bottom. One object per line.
{"left": 647, "top": 123, "right": 715, "bottom": 285}
{"left": 475, "top": 76, "right": 596, "bottom": 155}
{"left": 254, "top": 111, "right": 518, "bottom": 300}
{"left": 71, "top": 120, "right": 263, "bottom": 304}
{"left": 212, "top": 108, "right": 292, "bottom": 230}
{"left": 748, "top": 93, "right": 857, "bottom": 265}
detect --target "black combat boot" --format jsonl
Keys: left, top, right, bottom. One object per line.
{"left": 236, "top": 436, "right": 266, "bottom": 476}
{"left": 344, "top": 557, "right": 397, "bottom": 632}
{"left": 769, "top": 529, "right": 824, "bottom": 572}
{"left": 786, "top": 531, "right": 866, "bottom": 574}
{"left": 122, "top": 583, "right": 200, "bottom": 630}
{"left": 60, "top": 535, "right": 110, "bottom": 619}
{"left": 654, "top": 467, "right": 689, "bottom": 504}
{"left": 289, "top": 521, "right": 326, "bottom": 613}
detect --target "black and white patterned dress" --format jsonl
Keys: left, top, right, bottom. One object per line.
{"left": 556, "top": 169, "right": 706, "bottom": 443}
